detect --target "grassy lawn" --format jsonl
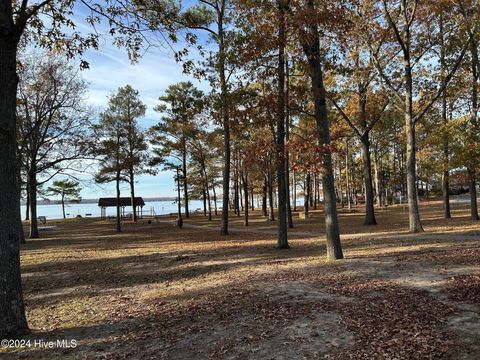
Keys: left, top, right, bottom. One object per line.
{"left": 3, "top": 197, "right": 480, "bottom": 359}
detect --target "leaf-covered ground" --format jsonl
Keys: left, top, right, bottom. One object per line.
{"left": 3, "top": 197, "right": 480, "bottom": 359}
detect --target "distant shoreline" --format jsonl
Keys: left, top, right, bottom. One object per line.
{"left": 21, "top": 197, "right": 179, "bottom": 206}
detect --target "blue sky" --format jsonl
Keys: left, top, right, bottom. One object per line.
{"left": 32, "top": 1, "right": 218, "bottom": 200}
{"left": 77, "top": 24, "right": 211, "bottom": 199}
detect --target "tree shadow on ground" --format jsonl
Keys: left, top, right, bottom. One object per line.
{"left": 11, "top": 216, "right": 480, "bottom": 359}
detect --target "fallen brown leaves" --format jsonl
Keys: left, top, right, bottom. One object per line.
{"left": 7, "top": 210, "right": 480, "bottom": 359}
{"left": 395, "top": 248, "right": 480, "bottom": 266}
{"left": 446, "top": 273, "right": 480, "bottom": 304}
{"left": 254, "top": 272, "right": 458, "bottom": 359}
{"left": 329, "top": 281, "right": 455, "bottom": 359}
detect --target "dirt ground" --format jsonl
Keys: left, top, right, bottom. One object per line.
{"left": 2, "top": 196, "right": 480, "bottom": 359}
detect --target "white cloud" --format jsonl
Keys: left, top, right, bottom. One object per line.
{"left": 61, "top": 8, "right": 214, "bottom": 199}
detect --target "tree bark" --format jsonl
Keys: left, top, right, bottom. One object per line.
{"left": 61, "top": 193, "right": 66, "bottom": 219}
{"left": 262, "top": 178, "right": 268, "bottom": 217}
{"left": 242, "top": 171, "right": 249, "bottom": 226}
{"left": 442, "top": 171, "right": 450, "bottom": 218}
{"left": 182, "top": 148, "right": 189, "bottom": 219}
{"left": 176, "top": 167, "right": 183, "bottom": 227}
{"left": 468, "top": 168, "right": 479, "bottom": 220}
{"left": 250, "top": 184, "right": 255, "bottom": 211}
{"left": 203, "top": 166, "right": 212, "bottom": 221}
{"left": 25, "top": 184, "right": 30, "bottom": 220}
{"left": 373, "top": 147, "right": 383, "bottom": 207}
{"left": 345, "top": 144, "right": 352, "bottom": 209}
{"left": 390, "top": 6, "right": 424, "bottom": 232}
{"left": 292, "top": 170, "right": 297, "bottom": 211}
{"left": 207, "top": 185, "right": 212, "bottom": 221}
{"left": 467, "top": 10, "right": 479, "bottom": 221}
{"left": 28, "top": 168, "right": 39, "bottom": 238}
{"left": 239, "top": 167, "right": 244, "bottom": 212}
{"left": 218, "top": 4, "right": 230, "bottom": 235}
{"left": 202, "top": 185, "right": 207, "bottom": 216}
{"left": 0, "top": 30, "right": 29, "bottom": 337}
{"left": 405, "top": 60, "right": 424, "bottom": 232}
{"left": 129, "top": 167, "right": 137, "bottom": 222}
{"left": 304, "top": 173, "right": 310, "bottom": 218}
{"left": 276, "top": 0, "right": 288, "bottom": 248}
{"left": 310, "top": 174, "right": 315, "bottom": 208}
{"left": 301, "top": 1, "right": 344, "bottom": 259}
{"left": 336, "top": 166, "right": 343, "bottom": 208}
{"left": 115, "top": 170, "right": 121, "bottom": 233}
{"left": 405, "top": 119, "right": 423, "bottom": 232}
{"left": 234, "top": 166, "right": 240, "bottom": 216}
{"left": 268, "top": 170, "right": 275, "bottom": 221}
{"left": 285, "top": 59, "right": 293, "bottom": 229}
{"left": 361, "top": 136, "right": 377, "bottom": 225}
{"left": 439, "top": 12, "right": 451, "bottom": 219}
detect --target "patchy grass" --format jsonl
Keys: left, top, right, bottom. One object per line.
{"left": 2, "top": 196, "right": 480, "bottom": 359}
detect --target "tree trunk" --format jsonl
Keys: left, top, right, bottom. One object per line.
{"left": 373, "top": 148, "right": 382, "bottom": 207}
{"left": 182, "top": 149, "right": 189, "bottom": 219}
{"left": 61, "top": 194, "right": 66, "bottom": 219}
{"left": 310, "top": 174, "right": 314, "bottom": 208}
{"left": 28, "top": 169, "right": 39, "bottom": 239}
{"left": 25, "top": 184, "right": 30, "bottom": 220}
{"left": 405, "top": 59, "right": 424, "bottom": 232}
{"left": 304, "top": 173, "right": 310, "bottom": 218}
{"left": 202, "top": 185, "right": 207, "bottom": 216}
{"left": 176, "top": 167, "right": 183, "bottom": 227}
{"left": 262, "top": 178, "right": 268, "bottom": 217}
{"left": 242, "top": 171, "right": 249, "bottom": 226}
{"left": 337, "top": 166, "right": 343, "bottom": 208}
{"left": 250, "top": 184, "right": 255, "bottom": 211}
{"left": 218, "top": 9, "right": 230, "bottom": 235}
{"left": 235, "top": 167, "right": 240, "bottom": 216}
{"left": 0, "top": 32, "right": 29, "bottom": 337}
{"left": 345, "top": 144, "right": 352, "bottom": 210}
{"left": 129, "top": 167, "right": 137, "bottom": 222}
{"left": 405, "top": 119, "right": 423, "bottom": 232}
{"left": 268, "top": 171, "right": 275, "bottom": 221}
{"left": 467, "top": 17, "right": 479, "bottom": 220}
{"left": 220, "top": 122, "right": 230, "bottom": 234}
{"left": 301, "top": 3, "right": 344, "bottom": 259}
{"left": 442, "top": 171, "right": 450, "bottom": 218}
{"left": 399, "top": 26, "right": 424, "bottom": 232}
{"left": 399, "top": 146, "right": 407, "bottom": 200}
{"left": 276, "top": 0, "right": 288, "bottom": 248}
{"left": 212, "top": 182, "right": 218, "bottom": 216}
{"left": 439, "top": 13, "right": 451, "bottom": 219}
{"left": 285, "top": 59, "right": 293, "bottom": 229}
{"left": 293, "top": 170, "right": 297, "bottom": 211}
{"left": 205, "top": 170, "right": 212, "bottom": 221}
{"left": 115, "top": 170, "right": 121, "bottom": 233}
{"left": 16, "top": 165, "right": 25, "bottom": 245}
{"left": 360, "top": 136, "right": 377, "bottom": 225}
{"left": 233, "top": 169, "right": 238, "bottom": 215}
{"left": 468, "top": 168, "right": 479, "bottom": 220}
{"left": 239, "top": 168, "right": 244, "bottom": 212}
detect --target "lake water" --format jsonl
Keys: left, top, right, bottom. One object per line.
{"left": 21, "top": 197, "right": 309, "bottom": 220}
{"left": 20, "top": 200, "right": 212, "bottom": 220}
